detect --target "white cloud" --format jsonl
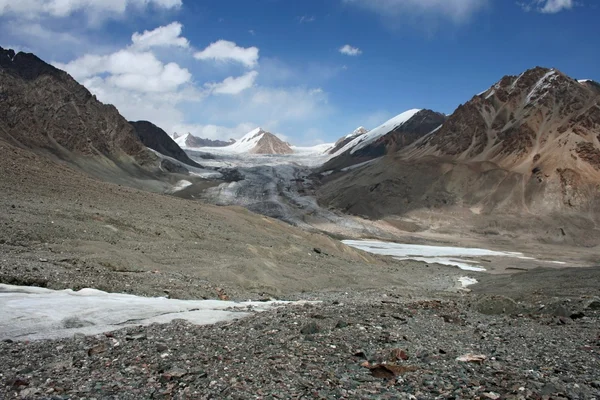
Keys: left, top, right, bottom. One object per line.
{"left": 194, "top": 40, "right": 259, "bottom": 68}
{"left": 0, "top": 0, "right": 181, "bottom": 19}
{"left": 206, "top": 71, "right": 259, "bottom": 95}
{"left": 339, "top": 44, "right": 362, "bottom": 56}
{"left": 343, "top": 0, "right": 487, "bottom": 23}
{"left": 518, "top": 0, "right": 574, "bottom": 13}
{"left": 298, "top": 15, "right": 316, "bottom": 23}
{"left": 55, "top": 49, "right": 191, "bottom": 93}
{"left": 131, "top": 22, "right": 189, "bottom": 50}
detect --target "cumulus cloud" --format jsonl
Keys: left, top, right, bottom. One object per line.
{"left": 339, "top": 44, "right": 362, "bottom": 56}
{"left": 343, "top": 0, "right": 487, "bottom": 23}
{"left": 206, "top": 71, "right": 259, "bottom": 95}
{"left": 131, "top": 22, "right": 189, "bottom": 49}
{"left": 55, "top": 49, "right": 191, "bottom": 93}
{"left": 518, "top": 0, "right": 574, "bottom": 13}
{"left": 0, "top": 0, "right": 181, "bottom": 19}
{"left": 194, "top": 40, "right": 259, "bottom": 68}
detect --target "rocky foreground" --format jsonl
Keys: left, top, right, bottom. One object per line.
{"left": 2, "top": 292, "right": 599, "bottom": 399}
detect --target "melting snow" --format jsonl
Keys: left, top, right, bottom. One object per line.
{"left": 0, "top": 284, "right": 313, "bottom": 341}
{"left": 342, "top": 240, "right": 531, "bottom": 272}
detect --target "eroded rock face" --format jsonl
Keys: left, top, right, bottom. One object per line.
{"left": 408, "top": 67, "right": 600, "bottom": 171}
{"left": 251, "top": 131, "right": 293, "bottom": 155}
{"left": 0, "top": 47, "right": 149, "bottom": 162}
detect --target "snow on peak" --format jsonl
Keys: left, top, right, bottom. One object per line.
{"left": 578, "top": 79, "right": 592, "bottom": 84}
{"left": 525, "top": 69, "right": 558, "bottom": 105}
{"left": 345, "top": 126, "right": 369, "bottom": 139}
{"left": 331, "top": 109, "right": 422, "bottom": 157}
{"left": 174, "top": 132, "right": 192, "bottom": 148}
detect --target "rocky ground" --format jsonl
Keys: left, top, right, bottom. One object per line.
{"left": 2, "top": 140, "right": 600, "bottom": 399}
{"left": 2, "top": 293, "right": 600, "bottom": 399}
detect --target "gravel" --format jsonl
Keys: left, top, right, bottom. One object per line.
{"left": 1, "top": 294, "right": 599, "bottom": 399}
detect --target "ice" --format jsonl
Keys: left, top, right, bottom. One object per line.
{"left": 0, "top": 284, "right": 314, "bottom": 341}
{"left": 342, "top": 240, "right": 531, "bottom": 271}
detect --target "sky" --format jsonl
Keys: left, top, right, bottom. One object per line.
{"left": 1, "top": 0, "right": 599, "bottom": 145}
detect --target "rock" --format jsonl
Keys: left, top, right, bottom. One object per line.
{"left": 87, "top": 343, "right": 108, "bottom": 356}
{"left": 156, "top": 343, "right": 169, "bottom": 352}
{"left": 313, "top": 248, "right": 322, "bottom": 254}
{"left": 474, "top": 296, "right": 521, "bottom": 315}
{"left": 125, "top": 334, "right": 147, "bottom": 341}
{"left": 335, "top": 320, "right": 348, "bottom": 329}
{"left": 300, "top": 322, "right": 322, "bottom": 335}
{"left": 483, "top": 392, "right": 500, "bottom": 400}
{"left": 584, "top": 298, "right": 600, "bottom": 310}
{"left": 570, "top": 311, "right": 585, "bottom": 320}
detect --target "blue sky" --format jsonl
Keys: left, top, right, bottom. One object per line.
{"left": 1, "top": 0, "right": 598, "bottom": 145}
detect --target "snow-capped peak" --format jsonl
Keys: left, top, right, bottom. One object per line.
{"left": 345, "top": 126, "right": 369, "bottom": 139}
{"left": 174, "top": 132, "right": 192, "bottom": 148}
{"left": 331, "top": 109, "right": 422, "bottom": 157}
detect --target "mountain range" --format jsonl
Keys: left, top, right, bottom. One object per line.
{"left": 317, "top": 67, "right": 600, "bottom": 234}
{"left": 2, "top": 45, "right": 600, "bottom": 233}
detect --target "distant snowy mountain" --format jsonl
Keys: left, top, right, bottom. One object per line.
{"left": 330, "top": 109, "right": 423, "bottom": 158}
{"left": 174, "top": 133, "right": 234, "bottom": 149}
{"left": 203, "top": 128, "right": 294, "bottom": 155}
{"left": 328, "top": 126, "right": 369, "bottom": 155}
{"left": 320, "top": 109, "right": 446, "bottom": 171}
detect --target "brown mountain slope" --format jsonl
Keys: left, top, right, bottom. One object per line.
{"left": 0, "top": 47, "right": 183, "bottom": 191}
{"left": 251, "top": 130, "right": 293, "bottom": 154}
{"left": 317, "top": 67, "right": 600, "bottom": 235}
{"left": 0, "top": 47, "right": 149, "bottom": 161}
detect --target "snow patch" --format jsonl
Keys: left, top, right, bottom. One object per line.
{"left": 0, "top": 284, "right": 315, "bottom": 341}
{"left": 526, "top": 70, "right": 557, "bottom": 105}
{"left": 170, "top": 180, "right": 192, "bottom": 192}
{"left": 340, "top": 157, "right": 381, "bottom": 172}
{"left": 458, "top": 277, "right": 478, "bottom": 287}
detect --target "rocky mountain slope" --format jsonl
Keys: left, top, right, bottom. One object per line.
{"left": 327, "top": 126, "right": 369, "bottom": 155}
{"left": 322, "top": 110, "right": 446, "bottom": 171}
{"left": 0, "top": 47, "right": 188, "bottom": 191}
{"left": 174, "top": 133, "right": 234, "bottom": 148}
{"left": 317, "top": 67, "right": 600, "bottom": 230}
{"left": 0, "top": 47, "right": 151, "bottom": 163}
{"left": 129, "top": 121, "right": 202, "bottom": 168}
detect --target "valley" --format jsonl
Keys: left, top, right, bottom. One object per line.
{"left": 2, "top": 42, "right": 600, "bottom": 399}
